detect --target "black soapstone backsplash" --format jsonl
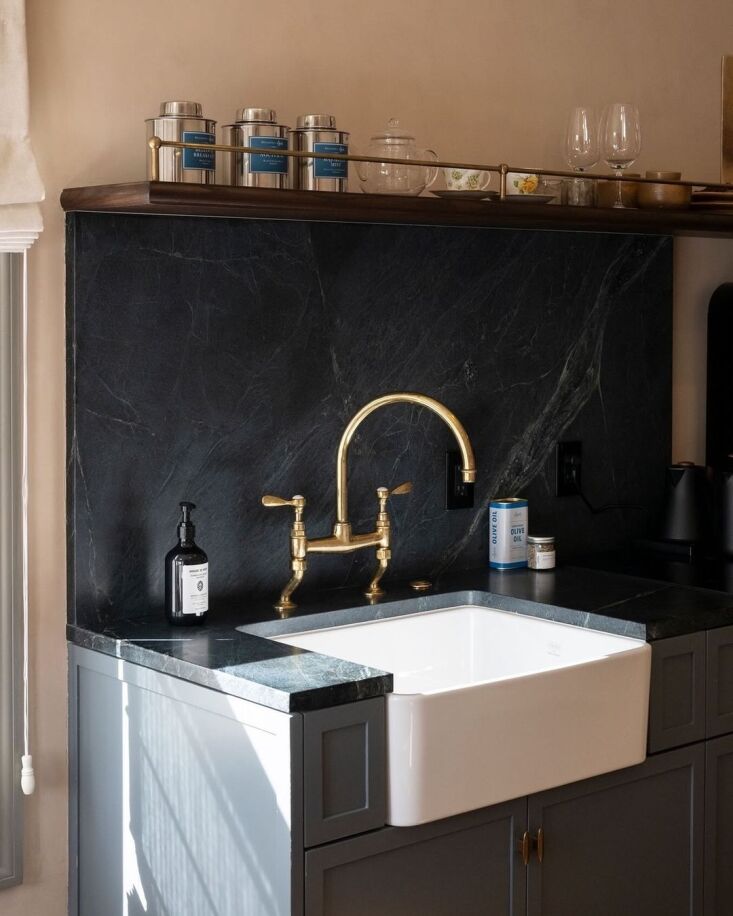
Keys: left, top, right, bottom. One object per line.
{"left": 66, "top": 212, "right": 672, "bottom": 627}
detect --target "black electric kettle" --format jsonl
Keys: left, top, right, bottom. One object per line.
{"left": 661, "top": 462, "right": 709, "bottom": 544}
{"left": 706, "top": 284, "right": 733, "bottom": 556}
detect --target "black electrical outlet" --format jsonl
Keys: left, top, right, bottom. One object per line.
{"left": 556, "top": 441, "right": 582, "bottom": 496}
{"left": 446, "top": 450, "right": 475, "bottom": 509}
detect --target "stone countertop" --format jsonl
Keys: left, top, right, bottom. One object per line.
{"left": 67, "top": 565, "right": 733, "bottom": 713}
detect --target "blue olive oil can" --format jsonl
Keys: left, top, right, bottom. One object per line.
{"left": 489, "top": 498, "right": 528, "bottom": 569}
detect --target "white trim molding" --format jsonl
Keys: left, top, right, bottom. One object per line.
{"left": 0, "top": 251, "right": 24, "bottom": 888}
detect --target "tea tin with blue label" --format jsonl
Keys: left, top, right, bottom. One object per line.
{"left": 221, "top": 108, "right": 290, "bottom": 189}
{"left": 290, "top": 114, "right": 350, "bottom": 192}
{"left": 489, "top": 497, "right": 528, "bottom": 570}
{"left": 146, "top": 101, "right": 217, "bottom": 184}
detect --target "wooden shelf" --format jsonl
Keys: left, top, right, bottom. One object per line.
{"left": 60, "top": 181, "right": 733, "bottom": 237}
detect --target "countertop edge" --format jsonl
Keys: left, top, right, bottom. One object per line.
{"left": 66, "top": 623, "right": 393, "bottom": 713}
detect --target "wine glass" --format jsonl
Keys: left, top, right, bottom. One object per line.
{"left": 601, "top": 103, "right": 642, "bottom": 208}
{"left": 565, "top": 107, "right": 599, "bottom": 205}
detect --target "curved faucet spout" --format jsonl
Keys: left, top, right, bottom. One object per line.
{"left": 335, "top": 392, "right": 476, "bottom": 526}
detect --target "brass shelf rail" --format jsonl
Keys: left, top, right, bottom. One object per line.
{"left": 148, "top": 135, "right": 733, "bottom": 199}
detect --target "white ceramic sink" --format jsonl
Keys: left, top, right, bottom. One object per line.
{"left": 273, "top": 605, "right": 651, "bottom": 826}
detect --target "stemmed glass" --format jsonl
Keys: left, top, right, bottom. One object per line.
{"left": 601, "top": 103, "right": 642, "bottom": 208}
{"left": 565, "top": 107, "right": 599, "bottom": 206}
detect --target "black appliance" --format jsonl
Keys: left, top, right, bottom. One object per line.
{"left": 707, "top": 283, "right": 733, "bottom": 556}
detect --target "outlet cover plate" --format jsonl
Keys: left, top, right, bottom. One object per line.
{"left": 446, "top": 450, "right": 475, "bottom": 509}
{"left": 556, "top": 441, "right": 582, "bottom": 497}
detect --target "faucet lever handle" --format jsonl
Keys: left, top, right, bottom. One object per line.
{"left": 262, "top": 494, "right": 304, "bottom": 508}
{"left": 262, "top": 494, "right": 306, "bottom": 522}
{"left": 376, "top": 481, "right": 413, "bottom": 512}
{"left": 388, "top": 481, "right": 413, "bottom": 497}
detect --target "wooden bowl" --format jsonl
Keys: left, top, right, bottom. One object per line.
{"left": 638, "top": 171, "right": 691, "bottom": 209}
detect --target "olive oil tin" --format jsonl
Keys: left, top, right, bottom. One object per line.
{"left": 221, "top": 108, "right": 290, "bottom": 189}
{"left": 145, "top": 101, "right": 216, "bottom": 184}
{"left": 489, "top": 498, "right": 528, "bottom": 569}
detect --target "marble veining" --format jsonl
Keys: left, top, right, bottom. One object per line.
{"left": 66, "top": 213, "right": 672, "bottom": 627}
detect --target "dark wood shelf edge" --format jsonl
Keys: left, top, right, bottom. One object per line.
{"left": 59, "top": 181, "right": 733, "bottom": 238}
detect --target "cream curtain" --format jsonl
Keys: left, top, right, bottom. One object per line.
{"left": 0, "top": 0, "right": 43, "bottom": 249}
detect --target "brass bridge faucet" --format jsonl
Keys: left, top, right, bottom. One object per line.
{"left": 262, "top": 392, "right": 476, "bottom": 614}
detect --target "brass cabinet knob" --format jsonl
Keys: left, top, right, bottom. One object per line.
{"left": 518, "top": 830, "right": 531, "bottom": 866}
{"left": 518, "top": 828, "right": 544, "bottom": 865}
{"left": 533, "top": 827, "right": 545, "bottom": 863}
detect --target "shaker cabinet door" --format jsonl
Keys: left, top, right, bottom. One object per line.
{"left": 304, "top": 798, "right": 526, "bottom": 916}
{"left": 704, "top": 733, "right": 733, "bottom": 916}
{"left": 527, "top": 744, "right": 704, "bottom": 916}
{"left": 706, "top": 625, "right": 733, "bottom": 739}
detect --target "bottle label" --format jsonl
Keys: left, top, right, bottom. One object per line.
{"left": 313, "top": 142, "right": 348, "bottom": 179}
{"left": 533, "top": 550, "right": 556, "bottom": 570}
{"left": 181, "top": 563, "right": 208, "bottom": 615}
{"left": 528, "top": 547, "right": 556, "bottom": 570}
{"left": 182, "top": 132, "right": 215, "bottom": 171}
{"left": 247, "top": 135, "right": 288, "bottom": 174}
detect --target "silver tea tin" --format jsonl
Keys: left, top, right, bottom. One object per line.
{"left": 488, "top": 498, "right": 528, "bottom": 570}
{"left": 290, "top": 114, "right": 349, "bottom": 192}
{"left": 145, "top": 101, "right": 216, "bottom": 184}
{"left": 527, "top": 535, "right": 556, "bottom": 570}
{"left": 221, "top": 108, "right": 290, "bottom": 189}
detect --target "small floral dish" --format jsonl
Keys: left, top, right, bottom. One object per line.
{"left": 506, "top": 172, "right": 540, "bottom": 195}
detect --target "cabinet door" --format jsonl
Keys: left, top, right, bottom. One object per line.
{"left": 648, "top": 632, "right": 706, "bottom": 753}
{"left": 303, "top": 698, "right": 386, "bottom": 847}
{"left": 527, "top": 744, "right": 704, "bottom": 916}
{"left": 305, "top": 798, "right": 526, "bottom": 916}
{"left": 706, "top": 626, "right": 733, "bottom": 739}
{"left": 704, "top": 733, "right": 733, "bottom": 915}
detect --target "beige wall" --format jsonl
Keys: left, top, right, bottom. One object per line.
{"left": 6, "top": 1, "right": 732, "bottom": 911}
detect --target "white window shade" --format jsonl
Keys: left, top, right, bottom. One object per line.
{"left": 0, "top": 251, "right": 23, "bottom": 889}
{"left": 0, "top": 0, "right": 43, "bottom": 889}
{"left": 0, "top": 0, "right": 44, "bottom": 249}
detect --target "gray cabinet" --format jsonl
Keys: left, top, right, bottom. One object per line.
{"left": 704, "top": 733, "right": 733, "bottom": 915}
{"left": 71, "top": 626, "right": 733, "bottom": 916}
{"left": 648, "top": 624, "right": 733, "bottom": 754}
{"left": 706, "top": 626, "right": 733, "bottom": 739}
{"left": 527, "top": 744, "right": 704, "bottom": 916}
{"left": 304, "top": 799, "right": 526, "bottom": 916}
{"left": 303, "top": 698, "right": 385, "bottom": 847}
{"left": 648, "top": 632, "right": 706, "bottom": 753}
{"left": 69, "top": 646, "right": 304, "bottom": 916}
{"left": 303, "top": 742, "right": 706, "bottom": 916}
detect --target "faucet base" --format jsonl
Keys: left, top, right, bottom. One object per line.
{"left": 274, "top": 598, "right": 297, "bottom": 617}
{"left": 364, "top": 546, "right": 390, "bottom": 600}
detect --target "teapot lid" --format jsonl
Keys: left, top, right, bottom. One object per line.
{"left": 370, "top": 118, "right": 415, "bottom": 142}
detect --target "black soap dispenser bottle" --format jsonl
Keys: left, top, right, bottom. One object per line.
{"left": 165, "top": 501, "right": 208, "bottom": 625}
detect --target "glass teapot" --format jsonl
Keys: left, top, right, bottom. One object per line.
{"left": 357, "top": 119, "right": 439, "bottom": 195}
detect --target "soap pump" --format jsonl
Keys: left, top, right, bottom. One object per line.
{"left": 165, "top": 501, "right": 209, "bottom": 625}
